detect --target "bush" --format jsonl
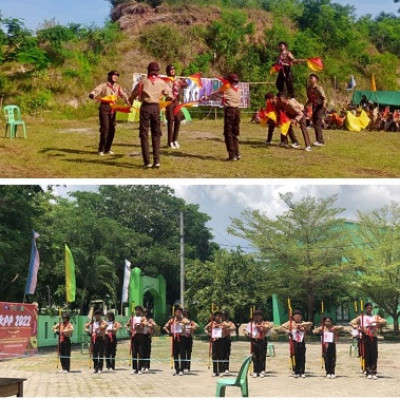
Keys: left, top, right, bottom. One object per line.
{"left": 140, "top": 24, "right": 187, "bottom": 61}
{"left": 15, "top": 90, "right": 53, "bottom": 114}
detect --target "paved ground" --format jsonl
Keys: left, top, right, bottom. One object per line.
{"left": 1, "top": 339, "right": 400, "bottom": 397}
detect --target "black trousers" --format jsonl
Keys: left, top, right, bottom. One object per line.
{"left": 142, "top": 334, "right": 152, "bottom": 369}
{"left": 173, "top": 336, "right": 187, "bottom": 373}
{"left": 92, "top": 336, "right": 105, "bottom": 372}
{"left": 222, "top": 337, "right": 231, "bottom": 371}
{"left": 139, "top": 103, "right": 162, "bottom": 165}
{"left": 185, "top": 336, "right": 193, "bottom": 370}
{"left": 131, "top": 333, "right": 146, "bottom": 372}
{"left": 252, "top": 339, "right": 267, "bottom": 373}
{"left": 60, "top": 337, "right": 71, "bottom": 372}
{"left": 276, "top": 66, "right": 295, "bottom": 98}
{"left": 166, "top": 100, "right": 182, "bottom": 145}
{"left": 212, "top": 339, "right": 227, "bottom": 374}
{"left": 312, "top": 104, "right": 325, "bottom": 143}
{"left": 323, "top": 343, "right": 336, "bottom": 375}
{"left": 98, "top": 103, "right": 116, "bottom": 153}
{"left": 293, "top": 341, "right": 306, "bottom": 375}
{"left": 364, "top": 336, "right": 378, "bottom": 375}
{"left": 224, "top": 107, "right": 240, "bottom": 158}
{"left": 105, "top": 334, "right": 117, "bottom": 370}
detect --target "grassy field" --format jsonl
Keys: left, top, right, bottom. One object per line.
{"left": 1, "top": 116, "right": 400, "bottom": 178}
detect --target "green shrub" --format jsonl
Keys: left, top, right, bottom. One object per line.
{"left": 140, "top": 24, "right": 187, "bottom": 61}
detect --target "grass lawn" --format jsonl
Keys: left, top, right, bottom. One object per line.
{"left": 1, "top": 116, "right": 400, "bottom": 178}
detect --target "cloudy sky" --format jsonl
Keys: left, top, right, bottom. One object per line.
{"left": 54, "top": 183, "right": 400, "bottom": 250}
{"left": 1, "top": 0, "right": 398, "bottom": 31}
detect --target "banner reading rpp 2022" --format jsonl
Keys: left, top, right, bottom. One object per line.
{"left": 0, "top": 302, "right": 38, "bottom": 358}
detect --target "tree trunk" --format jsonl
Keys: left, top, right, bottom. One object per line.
{"left": 393, "top": 315, "right": 399, "bottom": 335}
{"left": 307, "top": 292, "right": 315, "bottom": 323}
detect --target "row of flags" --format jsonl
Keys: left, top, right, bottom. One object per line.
{"left": 23, "top": 231, "right": 77, "bottom": 303}
{"left": 23, "top": 231, "right": 132, "bottom": 305}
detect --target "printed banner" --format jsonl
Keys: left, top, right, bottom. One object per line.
{"left": 0, "top": 302, "right": 38, "bottom": 359}
{"left": 132, "top": 74, "right": 250, "bottom": 109}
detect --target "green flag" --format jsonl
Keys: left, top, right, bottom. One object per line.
{"left": 65, "top": 244, "right": 76, "bottom": 303}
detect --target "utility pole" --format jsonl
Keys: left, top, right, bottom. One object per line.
{"left": 180, "top": 211, "right": 185, "bottom": 309}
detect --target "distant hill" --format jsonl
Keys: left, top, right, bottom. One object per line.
{"left": 1, "top": 0, "right": 399, "bottom": 116}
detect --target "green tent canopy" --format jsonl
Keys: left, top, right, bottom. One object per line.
{"left": 352, "top": 91, "right": 400, "bottom": 107}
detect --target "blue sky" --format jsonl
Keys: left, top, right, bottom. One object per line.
{"left": 0, "top": 0, "right": 398, "bottom": 31}
{"left": 54, "top": 184, "right": 400, "bottom": 250}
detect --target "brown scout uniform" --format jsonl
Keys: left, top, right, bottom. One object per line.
{"left": 276, "top": 97, "right": 312, "bottom": 148}
{"left": 90, "top": 81, "right": 129, "bottom": 154}
{"left": 306, "top": 84, "right": 327, "bottom": 144}
{"left": 129, "top": 68, "right": 171, "bottom": 167}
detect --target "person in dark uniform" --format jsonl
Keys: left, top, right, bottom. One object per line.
{"left": 305, "top": 73, "right": 327, "bottom": 147}
{"left": 89, "top": 70, "right": 131, "bottom": 156}
{"left": 275, "top": 42, "right": 304, "bottom": 99}
{"left": 163, "top": 307, "right": 190, "bottom": 376}
{"left": 313, "top": 316, "right": 344, "bottom": 378}
{"left": 182, "top": 310, "right": 199, "bottom": 373}
{"left": 244, "top": 310, "right": 273, "bottom": 378}
{"left": 265, "top": 92, "right": 300, "bottom": 148}
{"left": 125, "top": 305, "right": 148, "bottom": 374}
{"left": 205, "top": 311, "right": 229, "bottom": 377}
{"left": 206, "top": 74, "right": 242, "bottom": 161}
{"left": 53, "top": 313, "right": 74, "bottom": 373}
{"left": 275, "top": 93, "right": 312, "bottom": 151}
{"left": 84, "top": 310, "right": 108, "bottom": 374}
{"left": 281, "top": 310, "right": 313, "bottom": 378}
{"left": 165, "top": 64, "right": 188, "bottom": 149}
{"left": 129, "top": 62, "right": 172, "bottom": 169}
{"left": 105, "top": 311, "right": 122, "bottom": 372}
{"left": 142, "top": 308, "right": 156, "bottom": 372}
{"left": 221, "top": 310, "right": 235, "bottom": 375}
{"left": 350, "top": 302, "right": 387, "bottom": 379}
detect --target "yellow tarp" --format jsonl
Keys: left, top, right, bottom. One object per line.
{"left": 346, "top": 110, "right": 370, "bottom": 132}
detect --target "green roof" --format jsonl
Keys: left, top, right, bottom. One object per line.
{"left": 352, "top": 91, "right": 400, "bottom": 107}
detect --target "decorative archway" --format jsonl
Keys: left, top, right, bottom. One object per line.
{"left": 129, "top": 267, "right": 167, "bottom": 324}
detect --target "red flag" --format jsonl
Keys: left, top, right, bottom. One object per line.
{"left": 173, "top": 102, "right": 198, "bottom": 116}
{"left": 269, "top": 64, "right": 282, "bottom": 75}
{"left": 279, "top": 111, "right": 291, "bottom": 136}
{"left": 188, "top": 73, "right": 203, "bottom": 88}
{"left": 307, "top": 57, "right": 324, "bottom": 72}
{"left": 216, "top": 76, "right": 231, "bottom": 92}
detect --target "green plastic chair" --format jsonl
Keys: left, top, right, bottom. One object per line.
{"left": 216, "top": 355, "right": 252, "bottom": 397}
{"left": 4, "top": 105, "right": 27, "bottom": 139}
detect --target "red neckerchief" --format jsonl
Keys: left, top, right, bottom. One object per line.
{"left": 266, "top": 100, "right": 276, "bottom": 113}
{"left": 148, "top": 74, "right": 158, "bottom": 84}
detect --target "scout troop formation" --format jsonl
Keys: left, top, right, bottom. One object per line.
{"left": 89, "top": 42, "right": 327, "bottom": 168}
{"left": 54, "top": 302, "right": 387, "bottom": 380}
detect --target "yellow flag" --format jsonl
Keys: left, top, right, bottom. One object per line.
{"left": 371, "top": 74, "right": 377, "bottom": 92}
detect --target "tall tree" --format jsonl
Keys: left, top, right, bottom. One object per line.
{"left": 228, "top": 193, "right": 353, "bottom": 322}
{"left": 186, "top": 248, "right": 269, "bottom": 323}
{"left": 351, "top": 203, "right": 400, "bottom": 335}
{"left": 0, "top": 185, "right": 43, "bottom": 301}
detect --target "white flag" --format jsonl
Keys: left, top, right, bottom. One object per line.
{"left": 121, "top": 259, "right": 131, "bottom": 303}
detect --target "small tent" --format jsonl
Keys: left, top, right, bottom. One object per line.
{"left": 352, "top": 91, "right": 400, "bottom": 107}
